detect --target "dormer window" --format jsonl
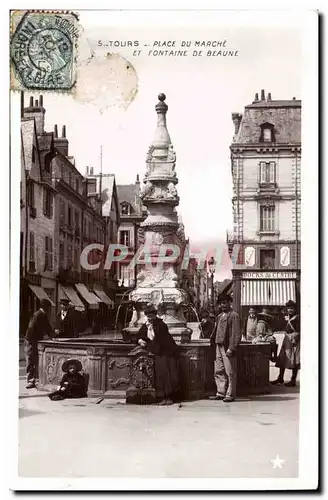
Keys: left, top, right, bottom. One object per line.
{"left": 121, "top": 202, "right": 132, "bottom": 215}
{"left": 259, "top": 122, "right": 275, "bottom": 143}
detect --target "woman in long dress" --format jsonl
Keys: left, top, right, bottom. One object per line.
{"left": 137, "top": 304, "right": 180, "bottom": 405}
{"left": 271, "top": 300, "right": 300, "bottom": 387}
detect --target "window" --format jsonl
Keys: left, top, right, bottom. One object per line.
{"left": 260, "top": 205, "right": 275, "bottom": 232}
{"left": 27, "top": 182, "right": 35, "bottom": 207}
{"left": 44, "top": 152, "right": 52, "bottom": 173}
{"left": 119, "top": 264, "right": 134, "bottom": 286}
{"left": 59, "top": 241, "right": 65, "bottom": 268}
{"left": 43, "top": 188, "right": 53, "bottom": 218}
{"left": 67, "top": 205, "right": 72, "bottom": 228}
{"left": 29, "top": 232, "right": 35, "bottom": 272}
{"left": 32, "top": 145, "right": 36, "bottom": 164}
{"left": 67, "top": 244, "right": 73, "bottom": 269}
{"left": 45, "top": 236, "right": 53, "bottom": 271}
{"left": 75, "top": 210, "right": 80, "bottom": 237}
{"left": 75, "top": 178, "right": 80, "bottom": 193}
{"left": 119, "top": 230, "right": 131, "bottom": 247}
{"left": 260, "top": 249, "right": 275, "bottom": 269}
{"left": 263, "top": 128, "right": 272, "bottom": 142}
{"left": 260, "top": 122, "right": 275, "bottom": 143}
{"left": 69, "top": 171, "right": 72, "bottom": 186}
{"left": 121, "top": 203, "right": 132, "bottom": 215}
{"left": 59, "top": 199, "right": 65, "bottom": 228}
{"left": 259, "top": 162, "right": 276, "bottom": 184}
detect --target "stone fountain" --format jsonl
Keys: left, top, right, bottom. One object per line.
{"left": 126, "top": 93, "right": 191, "bottom": 343}
{"left": 36, "top": 94, "right": 272, "bottom": 402}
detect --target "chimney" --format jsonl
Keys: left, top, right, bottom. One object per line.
{"left": 260, "top": 89, "right": 265, "bottom": 101}
{"left": 136, "top": 174, "right": 140, "bottom": 183}
{"left": 292, "top": 97, "right": 296, "bottom": 100}
{"left": 267, "top": 92, "right": 272, "bottom": 101}
{"left": 254, "top": 92, "right": 259, "bottom": 101}
{"left": 85, "top": 166, "right": 89, "bottom": 176}
{"left": 54, "top": 124, "right": 58, "bottom": 138}
{"left": 54, "top": 124, "right": 69, "bottom": 156}
{"left": 90, "top": 166, "right": 94, "bottom": 176}
{"left": 232, "top": 112, "right": 242, "bottom": 136}
{"left": 24, "top": 95, "right": 45, "bottom": 134}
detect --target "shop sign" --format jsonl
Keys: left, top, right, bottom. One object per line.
{"left": 242, "top": 271, "right": 297, "bottom": 279}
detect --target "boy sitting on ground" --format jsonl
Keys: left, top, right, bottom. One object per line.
{"left": 48, "top": 358, "right": 87, "bottom": 401}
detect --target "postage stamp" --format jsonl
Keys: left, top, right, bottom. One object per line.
{"left": 10, "top": 10, "right": 80, "bottom": 91}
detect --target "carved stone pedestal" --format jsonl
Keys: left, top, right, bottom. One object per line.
{"left": 126, "top": 346, "right": 156, "bottom": 404}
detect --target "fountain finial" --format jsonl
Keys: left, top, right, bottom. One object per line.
{"left": 152, "top": 93, "right": 171, "bottom": 148}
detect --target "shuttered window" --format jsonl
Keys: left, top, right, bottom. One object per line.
{"left": 259, "top": 162, "right": 276, "bottom": 184}
{"left": 45, "top": 236, "right": 53, "bottom": 271}
{"left": 43, "top": 187, "right": 53, "bottom": 218}
{"left": 29, "top": 232, "right": 35, "bottom": 272}
{"left": 260, "top": 206, "right": 275, "bottom": 232}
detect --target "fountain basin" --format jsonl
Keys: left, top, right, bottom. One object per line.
{"left": 37, "top": 338, "right": 271, "bottom": 400}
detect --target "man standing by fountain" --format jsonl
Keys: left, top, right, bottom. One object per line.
{"left": 137, "top": 304, "right": 180, "bottom": 405}
{"left": 210, "top": 294, "right": 241, "bottom": 402}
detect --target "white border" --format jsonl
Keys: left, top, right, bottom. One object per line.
{"left": 4, "top": 2, "right": 320, "bottom": 493}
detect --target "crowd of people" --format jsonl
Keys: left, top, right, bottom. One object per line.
{"left": 23, "top": 294, "right": 301, "bottom": 403}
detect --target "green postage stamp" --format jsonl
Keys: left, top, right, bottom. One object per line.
{"left": 10, "top": 10, "right": 80, "bottom": 91}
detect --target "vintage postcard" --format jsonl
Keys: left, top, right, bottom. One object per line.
{"left": 8, "top": 6, "right": 318, "bottom": 491}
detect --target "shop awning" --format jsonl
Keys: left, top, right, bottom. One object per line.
{"left": 93, "top": 286, "right": 115, "bottom": 308}
{"left": 241, "top": 280, "right": 296, "bottom": 306}
{"left": 60, "top": 286, "right": 85, "bottom": 311}
{"left": 75, "top": 283, "right": 102, "bottom": 306}
{"left": 29, "top": 285, "right": 55, "bottom": 306}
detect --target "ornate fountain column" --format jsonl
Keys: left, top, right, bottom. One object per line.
{"left": 126, "top": 93, "right": 191, "bottom": 343}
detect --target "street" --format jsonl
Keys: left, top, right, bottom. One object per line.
{"left": 19, "top": 364, "right": 299, "bottom": 479}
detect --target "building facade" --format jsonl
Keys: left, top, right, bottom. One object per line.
{"left": 20, "top": 95, "right": 57, "bottom": 334}
{"left": 227, "top": 90, "right": 301, "bottom": 325}
{"left": 20, "top": 93, "right": 120, "bottom": 335}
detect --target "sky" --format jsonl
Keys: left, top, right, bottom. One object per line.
{"left": 24, "top": 11, "right": 303, "bottom": 279}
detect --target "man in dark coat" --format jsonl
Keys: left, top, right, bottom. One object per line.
{"left": 199, "top": 310, "right": 215, "bottom": 339}
{"left": 210, "top": 294, "right": 241, "bottom": 402}
{"left": 137, "top": 304, "right": 180, "bottom": 405}
{"left": 25, "top": 298, "right": 54, "bottom": 389}
{"left": 272, "top": 300, "right": 300, "bottom": 387}
{"left": 55, "top": 298, "right": 78, "bottom": 338}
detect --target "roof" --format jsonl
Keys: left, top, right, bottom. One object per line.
{"left": 234, "top": 99, "right": 302, "bottom": 145}
{"left": 116, "top": 184, "right": 137, "bottom": 208}
{"left": 21, "top": 118, "right": 36, "bottom": 172}
{"left": 100, "top": 174, "right": 115, "bottom": 217}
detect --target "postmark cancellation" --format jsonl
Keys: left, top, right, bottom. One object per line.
{"left": 10, "top": 10, "right": 80, "bottom": 91}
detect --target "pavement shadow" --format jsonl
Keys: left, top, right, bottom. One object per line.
{"left": 19, "top": 393, "right": 50, "bottom": 399}
{"left": 248, "top": 395, "right": 298, "bottom": 402}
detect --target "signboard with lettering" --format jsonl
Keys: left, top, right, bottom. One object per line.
{"left": 242, "top": 271, "right": 297, "bottom": 279}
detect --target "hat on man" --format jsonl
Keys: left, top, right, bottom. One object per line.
{"left": 217, "top": 294, "right": 232, "bottom": 304}
{"left": 258, "top": 308, "right": 273, "bottom": 319}
{"left": 62, "top": 358, "right": 83, "bottom": 373}
{"left": 285, "top": 300, "right": 297, "bottom": 308}
{"left": 39, "top": 298, "right": 52, "bottom": 310}
{"left": 60, "top": 298, "right": 70, "bottom": 305}
{"left": 144, "top": 304, "right": 157, "bottom": 316}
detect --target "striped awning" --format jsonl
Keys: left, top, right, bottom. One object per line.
{"left": 93, "top": 286, "right": 115, "bottom": 308}
{"left": 75, "top": 283, "right": 102, "bottom": 306}
{"left": 241, "top": 280, "right": 296, "bottom": 306}
{"left": 28, "top": 285, "right": 55, "bottom": 306}
{"left": 60, "top": 286, "right": 85, "bottom": 311}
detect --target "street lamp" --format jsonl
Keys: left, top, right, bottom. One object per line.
{"left": 207, "top": 256, "right": 216, "bottom": 311}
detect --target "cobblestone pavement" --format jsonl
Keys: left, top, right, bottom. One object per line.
{"left": 18, "top": 363, "right": 299, "bottom": 479}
